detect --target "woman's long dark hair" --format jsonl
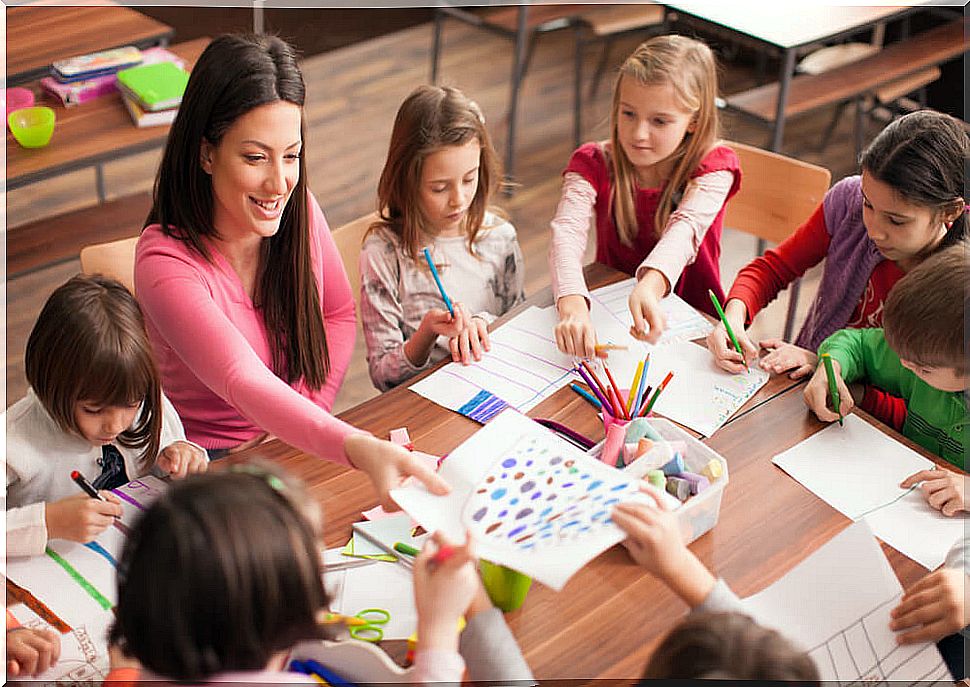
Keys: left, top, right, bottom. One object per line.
{"left": 146, "top": 33, "right": 329, "bottom": 389}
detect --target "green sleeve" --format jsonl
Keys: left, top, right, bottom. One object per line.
{"left": 818, "top": 328, "right": 911, "bottom": 398}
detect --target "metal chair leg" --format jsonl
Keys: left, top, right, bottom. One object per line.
{"left": 430, "top": 9, "right": 444, "bottom": 84}
{"left": 783, "top": 278, "right": 802, "bottom": 341}
{"left": 817, "top": 101, "right": 848, "bottom": 153}
{"left": 503, "top": 8, "right": 530, "bottom": 188}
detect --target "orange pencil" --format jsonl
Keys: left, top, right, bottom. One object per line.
{"left": 639, "top": 372, "right": 674, "bottom": 417}
{"left": 603, "top": 364, "right": 630, "bottom": 419}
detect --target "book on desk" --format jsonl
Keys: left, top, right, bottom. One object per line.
{"left": 116, "top": 60, "right": 189, "bottom": 127}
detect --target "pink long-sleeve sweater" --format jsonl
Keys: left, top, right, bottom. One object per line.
{"left": 134, "top": 191, "right": 360, "bottom": 464}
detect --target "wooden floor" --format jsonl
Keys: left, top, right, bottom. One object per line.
{"left": 5, "top": 13, "right": 884, "bottom": 410}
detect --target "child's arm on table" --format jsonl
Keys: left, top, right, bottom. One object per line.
{"left": 611, "top": 485, "right": 743, "bottom": 614}
{"left": 891, "top": 566, "right": 969, "bottom": 644}
{"left": 900, "top": 469, "right": 967, "bottom": 516}
{"left": 7, "top": 624, "right": 61, "bottom": 677}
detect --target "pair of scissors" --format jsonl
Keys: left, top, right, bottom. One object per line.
{"left": 324, "top": 608, "right": 390, "bottom": 642}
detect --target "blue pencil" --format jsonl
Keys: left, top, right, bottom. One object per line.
{"left": 570, "top": 383, "right": 602, "bottom": 409}
{"left": 422, "top": 247, "right": 454, "bottom": 317}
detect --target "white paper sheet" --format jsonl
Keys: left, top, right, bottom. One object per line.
{"left": 410, "top": 285, "right": 762, "bottom": 436}
{"left": 390, "top": 409, "right": 650, "bottom": 590}
{"left": 5, "top": 477, "right": 169, "bottom": 682}
{"left": 772, "top": 415, "right": 966, "bottom": 569}
{"left": 331, "top": 562, "right": 418, "bottom": 641}
{"left": 743, "top": 521, "right": 949, "bottom": 684}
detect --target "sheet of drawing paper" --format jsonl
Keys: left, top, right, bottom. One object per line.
{"left": 640, "top": 342, "right": 769, "bottom": 436}
{"left": 9, "top": 603, "right": 112, "bottom": 682}
{"left": 111, "top": 475, "right": 168, "bottom": 526}
{"left": 391, "top": 409, "right": 649, "bottom": 590}
{"left": 332, "top": 561, "right": 418, "bottom": 640}
{"left": 742, "top": 521, "right": 949, "bottom": 684}
{"left": 589, "top": 278, "right": 714, "bottom": 345}
{"left": 772, "top": 415, "right": 963, "bottom": 569}
{"left": 353, "top": 513, "right": 428, "bottom": 561}
{"left": 409, "top": 305, "right": 575, "bottom": 417}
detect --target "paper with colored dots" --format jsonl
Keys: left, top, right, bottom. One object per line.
{"left": 390, "top": 409, "right": 654, "bottom": 590}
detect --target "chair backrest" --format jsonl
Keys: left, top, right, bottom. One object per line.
{"left": 79, "top": 236, "right": 140, "bottom": 294}
{"left": 724, "top": 141, "right": 831, "bottom": 245}
{"left": 332, "top": 211, "right": 379, "bottom": 302}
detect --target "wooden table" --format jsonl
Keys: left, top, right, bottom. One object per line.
{"left": 6, "top": 3, "right": 174, "bottom": 87}
{"left": 216, "top": 262, "right": 970, "bottom": 679}
{"left": 664, "top": 2, "right": 920, "bottom": 151}
{"left": 6, "top": 37, "right": 209, "bottom": 202}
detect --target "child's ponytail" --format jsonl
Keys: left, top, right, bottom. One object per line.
{"left": 609, "top": 35, "right": 721, "bottom": 246}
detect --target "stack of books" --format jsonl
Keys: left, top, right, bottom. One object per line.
{"left": 41, "top": 47, "right": 185, "bottom": 108}
{"left": 116, "top": 61, "right": 190, "bottom": 128}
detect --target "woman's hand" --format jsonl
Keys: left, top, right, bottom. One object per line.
{"left": 900, "top": 469, "right": 967, "bottom": 516}
{"left": 413, "top": 531, "right": 480, "bottom": 652}
{"left": 759, "top": 339, "right": 817, "bottom": 379}
{"left": 45, "top": 492, "right": 123, "bottom": 543}
{"left": 449, "top": 314, "right": 491, "bottom": 364}
{"left": 555, "top": 294, "right": 596, "bottom": 358}
{"left": 157, "top": 441, "right": 209, "bottom": 478}
{"left": 343, "top": 433, "right": 450, "bottom": 511}
{"left": 628, "top": 270, "right": 668, "bottom": 345}
{"left": 803, "top": 358, "right": 854, "bottom": 422}
{"left": 705, "top": 298, "right": 758, "bottom": 373}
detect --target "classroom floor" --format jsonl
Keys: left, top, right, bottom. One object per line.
{"left": 5, "top": 14, "right": 882, "bottom": 411}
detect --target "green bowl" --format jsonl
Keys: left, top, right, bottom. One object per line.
{"left": 8, "top": 106, "right": 55, "bottom": 148}
{"left": 479, "top": 559, "right": 532, "bottom": 611}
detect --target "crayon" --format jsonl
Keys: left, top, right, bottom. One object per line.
{"left": 393, "top": 541, "right": 420, "bottom": 557}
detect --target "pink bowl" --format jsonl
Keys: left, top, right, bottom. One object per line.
{"left": 4, "top": 87, "right": 35, "bottom": 118}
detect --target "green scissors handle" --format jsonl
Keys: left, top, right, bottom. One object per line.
{"left": 348, "top": 608, "right": 390, "bottom": 642}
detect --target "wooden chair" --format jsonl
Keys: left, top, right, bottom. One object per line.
{"left": 723, "top": 141, "right": 831, "bottom": 341}
{"left": 332, "top": 212, "right": 379, "bottom": 304}
{"left": 572, "top": 3, "right": 669, "bottom": 147}
{"left": 79, "top": 236, "right": 140, "bottom": 294}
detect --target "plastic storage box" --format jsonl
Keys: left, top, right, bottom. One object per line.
{"left": 589, "top": 417, "right": 728, "bottom": 545}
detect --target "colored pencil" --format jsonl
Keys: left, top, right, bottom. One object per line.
{"left": 603, "top": 363, "right": 629, "bottom": 419}
{"left": 594, "top": 343, "right": 628, "bottom": 356}
{"left": 580, "top": 361, "right": 615, "bottom": 415}
{"left": 632, "top": 353, "right": 651, "bottom": 416}
{"left": 423, "top": 247, "right": 454, "bottom": 317}
{"left": 821, "top": 353, "right": 844, "bottom": 426}
{"left": 574, "top": 365, "right": 613, "bottom": 412}
{"left": 640, "top": 372, "right": 674, "bottom": 417}
{"left": 570, "top": 383, "right": 602, "bottom": 409}
{"left": 394, "top": 541, "right": 420, "bottom": 557}
{"left": 6, "top": 579, "right": 71, "bottom": 633}
{"left": 626, "top": 360, "right": 644, "bottom": 414}
{"left": 708, "top": 289, "right": 747, "bottom": 372}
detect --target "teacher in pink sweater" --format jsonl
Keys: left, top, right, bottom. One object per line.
{"left": 134, "top": 34, "right": 447, "bottom": 508}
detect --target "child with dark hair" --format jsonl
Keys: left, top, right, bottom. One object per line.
{"left": 805, "top": 242, "right": 968, "bottom": 474}
{"left": 611, "top": 487, "right": 820, "bottom": 683}
{"left": 709, "top": 110, "right": 967, "bottom": 388}
{"left": 106, "top": 465, "right": 532, "bottom": 684}
{"left": 5, "top": 275, "right": 207, "bottom": 558}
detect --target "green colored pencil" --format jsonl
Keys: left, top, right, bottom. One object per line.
{"left": 709, "top": 289, "right": 747, "bottom": 372}
{"left": 821, "top": 353, "right": 844, "bottom": 427}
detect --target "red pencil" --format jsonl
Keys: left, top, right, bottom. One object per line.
{"left": 431, "top": 545, "right": 455, "bottom": 566}
{"left": 603, "top": 364, "right": 630, "bottom": 419}
{"left": 639, "top": 372, "right": 674, "bottom": 417}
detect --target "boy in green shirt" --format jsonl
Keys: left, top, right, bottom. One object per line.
{"left": 804, "top": 242, "right": 968, "bottom": 514}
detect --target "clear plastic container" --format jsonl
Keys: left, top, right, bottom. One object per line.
{"left": 588, "top": 418, "right": 728, "bottom": 545}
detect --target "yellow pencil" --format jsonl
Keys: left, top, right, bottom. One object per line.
{"left": 626, "top": 360, "right": 644, "bottom": 414}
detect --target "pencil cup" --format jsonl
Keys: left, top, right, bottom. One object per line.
{"left": 479, "top": 559, "right": 532, "bottom": 612}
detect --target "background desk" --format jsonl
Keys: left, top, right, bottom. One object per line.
{"left": 6, "top": 3, "right": 174, "bottom": 87}
{"left": 6, "top": 38, "right": 209, "bottom": 203}
{"left": 226, "top": 262, "right": 954, "bottom": 679}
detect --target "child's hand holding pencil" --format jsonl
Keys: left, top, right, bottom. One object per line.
{"left": 803, "top": 355, "right": 854, "bottom": 424}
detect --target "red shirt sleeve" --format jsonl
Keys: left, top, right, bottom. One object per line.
{"left": 860, "top": 385, "right": 908, "bottom": 431}
{"left": 728, "top": 203, "right": 831, "bottom": 324}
